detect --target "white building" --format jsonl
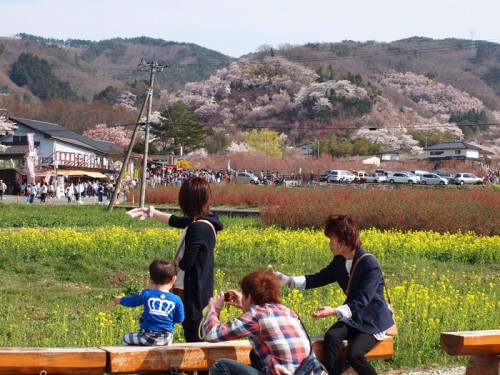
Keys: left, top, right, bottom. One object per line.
{"left": 424, "top": 142, "right": 480, "bottom": 161}
{"left": 0, "top": 117, "right": 125, "bottom": 196}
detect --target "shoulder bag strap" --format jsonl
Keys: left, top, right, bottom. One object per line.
{"left": 174, "top": 231, "right": 187, "bottom": 260}
{"left": 346, "top": 253, "right": 392, "bottom": 303}
{"left": 195, "top": 219, "right": 217, "bottom": 240}
{"left": 345, "top": 253, "right": 371, "bottom": 296}
{"left": 176, "top": 219, "right": 217, "bottom": 261}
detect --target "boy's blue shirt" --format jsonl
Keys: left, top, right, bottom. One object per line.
{"left": 120, "top": 289, "right": 184, "bottom": 332}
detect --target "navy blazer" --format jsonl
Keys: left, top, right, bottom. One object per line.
{"left": 304, "top": 247, "right": 394, "bottom": 334}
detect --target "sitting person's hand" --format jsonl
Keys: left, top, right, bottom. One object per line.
{"left": 209, "top": 292, "right": 225, "bottom": 310}
{"left": 274, "top": 271, "right": 290, "bottom": 286}
{"left": 312, "top": 306, "right": 336, "bottom": 320}
{"left": 224, "top": 290, "right": 243, "bottom": 309}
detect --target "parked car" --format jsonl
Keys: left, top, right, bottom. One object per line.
{"left": 365, "top": 173, "right": 387, "bottom": 183}
{"left": 389, "top": 172, "right": 419, "bottom": 185}
{"left": 405, "top": 171, "right": 421, "bottom": 183}
{"left": 375, "top": 169, "right": 394, "bottom": 179}
{"left": 420, "top": 173, "right": 449, "bottom": 185}
{"left": 437, "top": 172, "right": 455, "bottom": 182}
{"left": 409, "top": 170, "right": 429, "bottom": 180}
{"left": 450, "top": 173, "right": 483, "bottom": 185}
{"left": 320, "top": 170, "right": 335, "bottom": 182}
{"left": 352, "top": 170, "right": 369, "bottom": 183}
{"left": 233, "top": 171, "right": 259, "bottom": 184}
{"left": 327, "top": 170, "right": 356, "bottom": 183}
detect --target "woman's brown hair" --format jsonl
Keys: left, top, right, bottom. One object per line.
{"left": 178, "top": 177, "right": 211, "bottom": 218}
{"left": 240, "top": 270, "right": 281, "bottom": 305}
{"left": 324, "top": 214, "right": 361, "bottom": 250}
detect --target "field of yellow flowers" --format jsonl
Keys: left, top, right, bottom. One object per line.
{"left": 0, "top": 220, "right": 498, "bottom": 371}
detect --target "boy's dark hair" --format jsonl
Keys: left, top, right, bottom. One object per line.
{"left": 240, "top": 270, "right": 281, "bottom": 305}
{"left": 149, "top": 259, "right": 176, "bottom": 285}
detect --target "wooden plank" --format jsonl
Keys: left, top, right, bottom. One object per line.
{"left": 103, "top": 337, "right": 393, "bottom": 374}
{"left": 103, "top": 341, "right": 253, "bottom": 373}
{"left": 440, "top": 330, "right": 500, "bottom": 355}
{"left": 466, "top": 354, "right": 500, "bottom": 375}
{"left": 0, "top": 347, "right": 107, "bottom": 375}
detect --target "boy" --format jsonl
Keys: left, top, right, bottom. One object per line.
{"left": 114, "top": 259, "right": 184, "bottom": 345}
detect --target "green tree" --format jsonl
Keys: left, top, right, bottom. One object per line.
{"left": 9, "top": 52, "right": 80, "bottom": 101}
{"left": 205, "top": 128, "right": 230, "bottom": 154}
{"left": 94, "top": 86, "right": 121, "bottom": 104}
{"left": 352, "top": 137, "right": 382, "bottom": 155}
{"left": 132, "top": 140, "right": 159, "bottom": 155}
{"left": 243, "top": 128, "right": 283, "bottom": 157}
{"left": 152, "top": 103, "right": 206, "bottom": 154}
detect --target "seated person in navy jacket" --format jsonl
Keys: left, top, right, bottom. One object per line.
{"left": 275, "top": 214, "right": 394, "bottom": 375}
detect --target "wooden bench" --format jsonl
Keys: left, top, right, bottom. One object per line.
{"left": 103, "top": 336, "right": 393, "bottom": 374}
{"left": 0, "top": 337, "right": 392, "bottom": 374}
{"left": 440, "top": 330, "right": 500, "bottom": 375}
{"left": 0, "top": 347, "right": 107, "bottom": 375}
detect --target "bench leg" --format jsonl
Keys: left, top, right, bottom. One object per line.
{"left": 466, "top": 354, "right": 500, "bottom": 375}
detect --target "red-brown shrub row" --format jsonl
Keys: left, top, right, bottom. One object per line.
{"left": 131, "top": 185, "right": 499, "bottom": 235}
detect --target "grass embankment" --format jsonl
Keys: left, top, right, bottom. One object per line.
{"left": 0, "top": 205, "right": 498, "bottom": 372}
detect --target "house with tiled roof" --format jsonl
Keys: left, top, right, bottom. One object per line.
{"left": 0, "top": 117, "right": 126, "bottom": 194}
{"left": 423, "top": 142, "right": 481, "bottom": 161}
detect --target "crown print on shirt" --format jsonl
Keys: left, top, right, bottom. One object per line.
{"left": 147, "top": 294, "right": 176, "bottom": 317}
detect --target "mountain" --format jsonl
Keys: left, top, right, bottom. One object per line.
{"left": 0, "top": 34, "right": 499, "bottom": 156}
{"left": 0, "top": 34, "right": 234, "bottom": 101}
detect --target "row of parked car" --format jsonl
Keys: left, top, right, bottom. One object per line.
{"left": 320, "top": 169, "right": 484, "bottom": 185}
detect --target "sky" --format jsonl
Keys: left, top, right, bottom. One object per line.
{"left": 1, "top": 0, "right": 499, "bottom": 58}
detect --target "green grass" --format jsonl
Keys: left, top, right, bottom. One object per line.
{"left": 0, "top": 205, "right": 498, "bottom": 373}
{"left": 0, "top": 204, "right": 262, "bottom": 228}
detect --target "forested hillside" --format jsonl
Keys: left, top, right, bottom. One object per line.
{"left": 0, "top": 34, "right": 499, "bottom": 156}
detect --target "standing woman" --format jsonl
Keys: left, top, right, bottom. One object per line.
{"left": 275, "top": 215, "right": 394, "bottom": 375}
{"left": 131, "top": 177, "right": 223, "bottom": 374}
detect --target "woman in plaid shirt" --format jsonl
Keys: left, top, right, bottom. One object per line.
{"left": 203, "top": 270, "right": 325, "bottom": 375}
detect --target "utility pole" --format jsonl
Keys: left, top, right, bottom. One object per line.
{"left": 107, "top": 59, "right": 165, "bottom": 212}
{"left": 139, "top": 61, "right": 164, "bottom": 207}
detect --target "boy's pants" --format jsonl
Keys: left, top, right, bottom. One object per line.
{"left": 123, "top": 329, "right": 173, "bottom": 346}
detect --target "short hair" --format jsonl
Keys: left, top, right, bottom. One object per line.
{"left": 149, "top": 259, "right": 176, "bottom": 285}
{"left": 178, "top": 177, "right": 211, "bottom": 217}
{"left": 324, "top": 214, "right": 361, "bottom": 250}
{"left": 240, "top": 270, "right": 281, "bottom": 305}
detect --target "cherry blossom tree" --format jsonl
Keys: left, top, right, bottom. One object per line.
{"left": 0, "top": 116, "right": 17, "bottom": 152}
{"left": 82, "top": 124, "right": 130, "bottom": 148}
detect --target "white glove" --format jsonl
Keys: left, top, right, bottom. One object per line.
{"left": 274, "top": 271, "right": 290, "bottom": 286}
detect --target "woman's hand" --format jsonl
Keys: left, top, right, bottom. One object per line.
{"left": 312, "top": 306, "right": 336, "bottom": 320}
{"left": 208, "top": 291, "right": 225, "bottom": 310}
{"left": 126, "top": 207, "right": 154, "bottom": 220}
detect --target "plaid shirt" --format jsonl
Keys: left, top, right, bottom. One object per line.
{"left": 204, "top": 303, "right": 311, "bottom": 375}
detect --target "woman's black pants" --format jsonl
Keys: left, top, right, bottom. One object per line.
{"left": 324, "top": 321, "right": 379, "bottom": 375}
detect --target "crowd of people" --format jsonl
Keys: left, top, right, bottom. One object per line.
{"left": 121, "top": 177, "right": 394, "bottom": 375}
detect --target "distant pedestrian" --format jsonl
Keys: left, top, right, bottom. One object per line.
{"left": 0, "top": 179, "right": 6, "bottom": 201}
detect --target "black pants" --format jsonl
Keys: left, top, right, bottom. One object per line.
{"left": 183, "top": 319, "right": 208, "bottom": 375}
{"left": 324, "top": 321, "right": 379, "bottom": 375}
